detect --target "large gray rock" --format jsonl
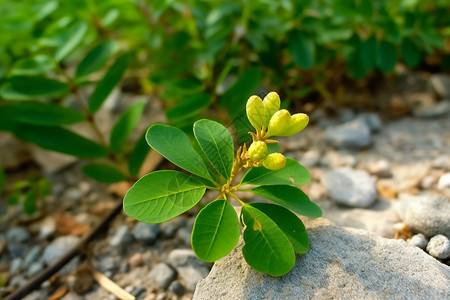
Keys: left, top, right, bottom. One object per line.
{"left": 324, "top": 119, "right": 372, "bottom": 149}
{"left": 194, "top": 219, "right": 450, "bottom": 300}
{"left": 322, "top": 168, "right": 377, "bottom": 208}
{"left": 396, "top": 194, "right": 450, "bottom": 237}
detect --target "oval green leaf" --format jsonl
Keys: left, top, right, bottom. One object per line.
{"left": 146, "top": 124, "right": 210, "bottom": 179}
{"left": 241, "top": 158, "right": 310, "bottom": 186}
{"left": 192, "top": 199, "right": 240, "bottom": 262}
{"left": 377, "top": 41, "right": 397, "bottom": 72}
{"left": 402, "top": 38, "right": 420, "bottom": 67}
{"left": 88, "top": 53, "right": 130, "bottom": 113}
{"left": 75, "top": 40, "right": 120, "bottom": 78}
{"left": 0, "top": 76, "right": 70, "bottom": 101}
{"left": 11, "top": 55, "right": 55, "bottom": 76}
{"left": 14, "top": 124, "right": 108, "bottom": 158}
{"left": 54, "top": 21, "right": 88, "bottom": 62}
{"left": 128, "top": 132, "right": 150, "bottom": 178}
{"left": 249, "top": 185, "right": 322, "bottom": 218}
{"left": 83, "top": 163, "right": 126, "bottom": 183}
{"left": 241, "top": 204, "right": 295, "bottom": 276}
{"left": 250, "top": 203, "right": 309, "bottom": 254}
{"left": 166, "top": 93, "right": 212, "bottom": 123}
{"left": 110, "top": 101, "right": 145, "bottom": 153}
{"left": 288, "top": 30, "right": 315, "bottom": 70}
{"left": 123, "top": 170, "right": 206, "bottom": 223}
{"left": 193, "top": 119, "right": 234, "bottom": 180}
{"left": 0, "top": 102, "right": 85, "bottom": 126}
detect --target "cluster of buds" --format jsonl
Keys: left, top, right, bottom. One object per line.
{"left": 244, "top": 91, "right": 309, "bottom": 171}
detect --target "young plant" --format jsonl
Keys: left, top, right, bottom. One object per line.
{"left": 123, "top": 91, "right": 321, "bottom": 276}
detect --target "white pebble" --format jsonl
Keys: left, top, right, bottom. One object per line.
{"left": 437, "top": 172, "right": 450, "bottom": 189}
{"left": 426, "top": 234, "right": 450, "bottom": 259}
{"left": 407, "top": 234, "right": 428, "bottom": 250}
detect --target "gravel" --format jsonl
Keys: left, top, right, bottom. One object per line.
{"left": 132, "top": 222, "right": 160, "bottom": 245}
{"left": 426, "top": 235, "right": 450, "bottom": 259}
{"left": 148, "top": 263, "right": 177, "bottom": 288}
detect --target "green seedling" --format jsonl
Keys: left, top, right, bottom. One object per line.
{"left": 123, "top": 91, "right": 322, "bottom": 276}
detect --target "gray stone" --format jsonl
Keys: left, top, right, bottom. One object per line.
{"left": 168, "top": 280, "right": 184, "bottom": 295}
{"left": 24, "top": 245, "right": 42, "bottom": 267}
{"left": 132, "top": 287, "right": 146, "bottom": 298}
{"left": 27, "top": 261, "right": 44, "bottom": 277}
{"left": 43, "top": 236, "right": 80, "bottom": 274}
{"left": 358, "top": 113, "right": 382, "bottom": 132}
{"left": 7, "top": 226, "right": 30, "bottom": 243}
{"left": 160, "top": 218, "right": 184, "bottom": 238}
{"left": 430, "top": 74, "right": 450, "bottom": 98}
{"left": 132, "top": 222, "right": 159, "bottom": 245}
{"left": 427, "top": 235, "right": 450, "bottom": 259}
{"left": 367, "top": 159, "right": 392, "bottom": 178}
{"left": 65, "top": 187, "right": 83, "bottom": 201}
{"left": 39, "top": 216, "right": 56, "bottom": 240}
{"left": 322, "top": 168, "right": 377, "bottom": 208}
{"left": 10, "top": 257, "right": 23, "bottom": 275}
{"left": 396, "top": 194, "right": 450, "bottom": 237}
{"left": 109, "top": 225, "right": 133, "bottom": 248}
{"left": 99, "top": 256, "right": 120, "bottom": 273}
{"left": 407, "top": 233, "right": 428, "bottom": 250}
{"left": 194, "top": 218, "right": 450, "bottom": 300}
{"left": 413, "top": 99, "right": 450, "bottom": 118}
{"left": 148, "top": 263, "right": 177, "bottom": 288}
{"left": 438, "top": 172, "right": 450, "bottom": 189}
{"left": 168, "top": 249, "right": 212, "bottom": 292}
{"left": 299, "top": 149, "right": 321, "bottom": 168}
{"left": 176, "top": 227, "right": 192, "bottom": 247}
{"left": 324, "top": 119, "right": 372, "bottom": 149}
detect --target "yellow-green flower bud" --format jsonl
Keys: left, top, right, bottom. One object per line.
{"left": 248, "top": 141, "right": 267, "bottom": 162}
{"left": 278, "top": 113, "right": 309, "bottom": 136}
{"left": 265, "top": 109, "right": 291, "bottom": 138}
{"left": 263, "top": 153, "right": 286, "bottom": 170}
{"left": 246, "top": 96, "right": 269, "bottom": 131}
{"left": 263, "top": 92, "right": 280, "bottom": 120}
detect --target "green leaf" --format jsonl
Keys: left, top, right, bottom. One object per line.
{"left": 250, "top": 203, "right": 309, "bottom": 254}
{"left": 402, "top": 38, "right": 420, "bottom": 67}
{"left": 88, "top": 53, "right": 130, "bottom": 113}
{"left": 166, "top": 93, "right": 212, "bottom": 123}
{"left": 83, "top": 163, "right": 126, "bottom": 183}
{"left": 75, "top": 40, "right": 120, "bottom": 78}
{"left": 146, "top": 124, "right": 210, "bottom": 179}
{"left": 11, "top": 55, "right": 55, "bottom": 76}
{"left": 288, "top": 30, "right": 315, "bottom": 69}
{"left": 359, "top": 36, "right": 377, "bottom": 71}
{"left": 54, "top": 21, "right": 88, "bottom": 62}
{"left": 128, "top": 132, "right": 150, "bottom": 178}
{"left": 241, "top": 204, "right": 295, "bottom": 276}
{"left": 23, "top": 190, "right": 37, "bottom": 215}
{"left": 249, "top": 185, "right": 322, "bottom": 218}
{"left": 0, "top": 102, "right": 85, "bottom": 126}
{"left": 0, "top": 76, "right": 70, "bottom": 101}
{"left": 193, "top": 119, "right": 234, "bottom": 180}
{"left": 192, "top": 199, "right": 240, "bottom": 262}
{"left": 13, "top": 124, "right": 108, "bottom": 158}
{"left": 123, "top": 170, "right": 206, "bottom": 223}
{"left": 219, "top": 67, "right": 261, "bottom": 118}
{"left": 110, "top": 101, "right": 145, "bottom": 153}
{"left": 0, "top": 163, "right": 5, "bottom": 195}
{"left": 377, "top": 41, "right": 397, "bottom": 72}
{"left": 241, "top": 158, "right": 310, "bottom": 186}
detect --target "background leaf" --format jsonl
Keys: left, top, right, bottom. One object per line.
{"left": 0, "top": 102, "right": 85, "bottom": 126}
{"left": 250, "top": 203, "right": 309, "bottom": 254}
{"left": 194, "top": 119, "right": 234, "bottom": 180}
{"left": 241, "top": 158, "right": 310, "bottom": 186}
{"left": 166, "top": 93, "right": 212, "bottom": 123}
{"left": 11, "top": 55, "right": 55, "bottom": 76}
{"left": 241, "top": 204, "right": 295, "bottom": 276}
{"left": 377, "top": 41, "right": 397, "bottom": 72}
{"left": 75, "top": 40, "right": 120, "bottom": 78}
{"left": 0, "top": 76, "right": 70, "bottom": 101}
{"left": 13, "top": 124, "right": 108, "bottom": 158}
{"left": 192, "top": 199, "right": 240, "bottom": 262}
{"left": 402, "top": 38, "right": 420, "bottom": 67}
{"left": 88, "top": 53, "right": 130, "bottom": 113}
{"left": 54, "top": 21, "right": 88, "bottom": 62}
{"left": 123, "top": 170, "right": 206, "bottom": 223}
{"left": 146, "top": 124, "right": 210, "bottom": 179}
{"left": 82, "top": 163, "right": 126, "bottom": 183}
{"left": 288, "top": 31, "right": 315, "bottom": 69}
{"left": 128, "top": 132, "right": 150, "bottom": 178}
{"left": 110, "top": 101, "right": 145, "bottom": 153}
{"left": 249, "top": 185, "right": 322, "bottom": 218}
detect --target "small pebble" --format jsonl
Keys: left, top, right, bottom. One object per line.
{"left": 7, "top": 227, "right": 30, "bottom": 243}
{"left": 110, "top": 225, "right": 133, "bottom": 248}
{"left": 128, "top": 252, "right": 143, "bottom": 268}
{"left": 65, "top": 187, "right": 83, "bottom": 201}
{"left": 24, "top": 245, "right": 42, "bottom": 267}
{"left": 437, "top": 172, "right": 450, "bottom": 189}
{"left": 168, "top": 280, "right": 184, "bottom": 295}
{"left": 426, "top": 234, "right": 450, "bottom": 259}
{"left": 10, "top": 258, "right": 23, "bottom": 275}
{"left": 407, "top": 234, "right": 428, "bottom": 250}
{"left": 132, "top": 223, "right": 160, "bottom": 245}
{"left": 132, "top": 287, "right": 146, "bottom": 298}
{"left": 27, "top": 262, "right": 44, "bottom": 277}
{"left": 148, "top": 263, "right": 177, "bottom": 288}
{"left": 39, "top": 216, "right": 56, "bottom": 240}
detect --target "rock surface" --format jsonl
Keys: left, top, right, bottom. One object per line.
{"left": 194, "top": 218, "right": 450, "bottom": 300}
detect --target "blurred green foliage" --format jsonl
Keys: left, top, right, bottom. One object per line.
{"left": 0, "top": 0, "right": 449, "bottom": 190}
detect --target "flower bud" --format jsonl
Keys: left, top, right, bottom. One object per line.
{"left": 263, "top": 153, "right": 286, "bottom": 170}
{"left": 263, "top": 92, "right": 280, "bottom": 119}
{"left": 265, "top": 109, "right": 290, "bottom": 138}
{"left": 248, "top": 141, "right": 267, "bottom": 162}
{"left": 246, "top": 96, "right": 269, "bottom": 131}
{"left": 278, "top": 113, "right": 309, "bottom": 136}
